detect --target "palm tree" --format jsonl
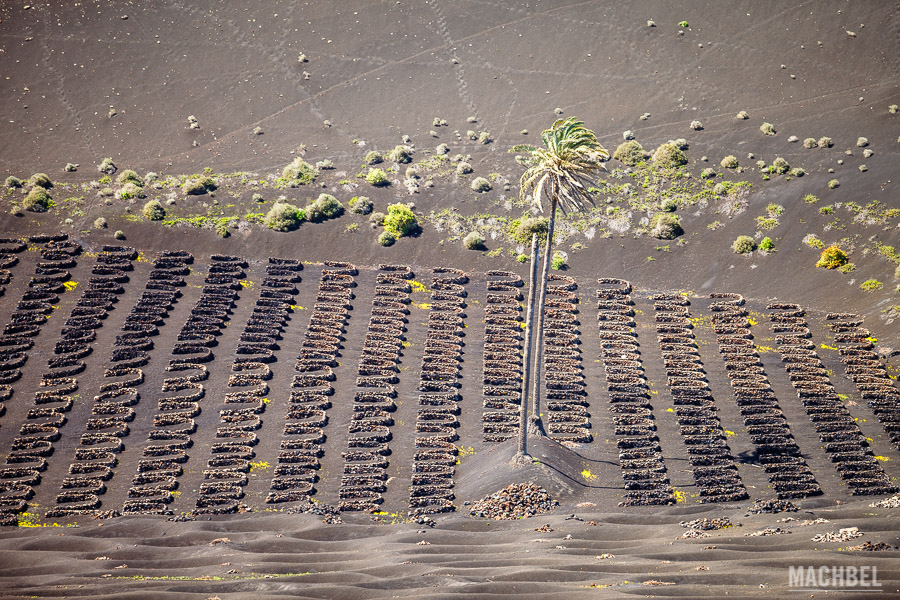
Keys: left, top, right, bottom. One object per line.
{"left": 510, "top": 117, "right": 609, "bottom": 436}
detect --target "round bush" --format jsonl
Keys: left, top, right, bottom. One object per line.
{"left": 759, "top": 237, "right": 775, "bottom": 251}
{"left": 378, "top": 231, "right": 396, "bottom": 247}
{"left": 183, "top": 179, "right": 208, "bottom": 195}
{"left": 98, "top": 157, "right": 117, "bottom": 174}
{"left": 388, "top": 145, "right": 412, "bottom": 164}
{"left": 650, "top": 213, "right": 683, "bottom": 239}
{"left": 550, "top": 251, "right": 567, "bottom": 270}
{"left": 142, "top": 200, "right": 166, "bottom": 221}
{"left": 252, "top": 193, "right": 264, "bottom": 203}
{"left": 463, "top": 231, "right": 485, "bottom": 250}
{"left": 802, "top": 138, "right": 818, "bottom": 149}
{"left": 732, "top": 235, "right": 756, "bottom": 254}
{"left": 720, "top": 155, "right": 738, "bottom": 169}
{"left": 383, "top": 203, "right": 417, "bottom": 238}
{"left": 470, "top": 177, "right": 492, "bottom": 192}
{"left": 827, "top": 178, "right": 840, "bottom": 189}
{"left": 306, "top": 193, "right": 343, "bottom": 222}
{"left": 118, "top": 182, "right": 145, "bottom": 200}
{"left": 94, "top": 217, "right": 108, "bottom": 229}
{"left": 114, "top": 230, "right": 125, "bottom": 240}
{"left": 349, "top": 196, "right": 373, "bottom": 215}
{"left": 659, "top": 198, "right": 677, "bottom": 212}
{"left": 510, "top": 217, "right": 549, "bottom": 245}
{"left": 456, "top": 162, "right": 473, "bottom": 175}
{"left": 700, "top": 167, "right": 716, "bottom": 179}
{"left": 364, "top": 151, "right": 383, "bottom": 165}
{"left": 651, "top": 143, "right": 687, "bottom": 168}
{"left": 771, "top": 157, "right": 790, "bottom": 174}
{"left": 817, "top": 137, "right": 833, "bottom": 148}
{"left": 613, "top": 140, "right": 645, "bottom": 166}
{"left": 22, "top": 187, "right": 51, "bottom": 212}
{"left": 369, "top": 212, "right": 386, "bottom": 227}
{"left": 760, "top": 122, "right": 776, "bottom": 136}
{"left": 117, "top": 169, "right": 143, "bottom": 186}
{"left": 264, "top": 202, "right": 303, "bottom": 232}
{"left": 815, "top": 246, "right": 848, "bottom": 269}
{"left": 366, "top": 168, "right": 389, "bottom": 186}
{"left": 28, "top": 173, "right": 53, "bottom": 189}
{"left": 5, "top": 176, "right": 23, "bottom": 188}
{"left": 282, "top": 158, "right": 317, "bottom": 185}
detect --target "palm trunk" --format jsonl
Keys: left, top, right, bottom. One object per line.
{"left": 529, "top": 204, "right": 556, "bottom": 435}
{"left": 516, "top": 234, "right": 540, "bottom": 457}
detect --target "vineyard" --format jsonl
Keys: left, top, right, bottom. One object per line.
{"left": 0, "top": 234, "right": 898, "bottom": 526}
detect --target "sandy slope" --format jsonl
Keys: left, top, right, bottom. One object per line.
{"left": 0, "top": 1, "right": 899, "bottom": 598}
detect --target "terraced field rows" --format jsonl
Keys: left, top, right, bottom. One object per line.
{"left": 0, "top": 239, "right": 897, "bottom": 523}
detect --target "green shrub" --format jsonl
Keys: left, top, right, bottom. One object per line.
{"left": 349, "top": 196, "right": 373, "bottom": 215}
{"left": 28, "top": 173, "right": 52, "bottom": 189}
{"left": 827, "top": 178, "right": 840, "bottom": 189}
{"left": 5, "top": 176, "right": 22, "bottom": 188}
{"left": 142, "top": 200, "right": 165, "bottom": 221}
{"left": 803, "top": 194, "right": 819, "bottom": 204}
{"left": 215, "top": 221, "right": 230, "bottom": 238}
{"left": 760, "top": 122, "right": 776, "bottom": 136}
{"left": 550, "top": 251, "right": 566, "bottom": 270}
{"left": 305, "top": 193, "right": 343, "bottom": 222}
{"left": 281, "top": 157, "right": 318, "bottom": 185}
{"left": 470, "top": 176, "right": 492, "bottom": 192}
{"left": 98, "top": 157, "right": 116, "bottom": 174}
{"left": 387, "top": 145, "right": 413, "bottom": 164}
{"left": 659, "top": 198, "right": 677, "bottom": 212}
{"left": 378, "top": 231, "right": 396, "bottom": 246}
{"left": 456, "top": 162, "right": 473, "bottom": 175}
{"left": 766, "top": 203, "right": 784, "bottom": 216}
{"left": 516, "top": 253, "right": 529, "bottom": 263}
{"left": 720, "top": 155, "right": 738, "bottom": 169}
{"left": 771, "top": 157, "right": 790, "bottom": 174}
{"left": 364, "top": 151, "right": 383, "bottom": 165}
{"left": 183, "top": 179, "right": 208, "bottom": 195}
{"left": 93, "top": 217, "right": 107, "bottom": 229}
{"left": 383, "top": 203, "right": 417, "bottom": 238}
{"left": 116, "top": 169, "right": 143, "bottom": 186}
{"left": 803, "top": 234, "right": 825, "bottom": 249}
{"left": 510, "top": 217, "right": 549, "bottom": 244}
{"left": 366, "top": 168, "right": 389, "bottom": 186}
{"left": 650, "top": 213, "right": 683, "bottom": 239}
{"left": 860, "top": 279, "right": 883, "bottom": 292}
{"left": 118, "top": 182, "right": 145, "bottom": 200}
{"left": 613, "top": 140, "right": 645, "bottom": 166}
{"left": 700, "top": 167, "right": 716, "bottom": 179}
{"left": 463, "top": 231, "right": 485, "bottom": 250}
{"left": 264, "top": 201, "right": 304, "bottom": 231}
{"left": 756, "top": 217, "right": 778, "bottom": 230}
{"left": 651, "top": 143, "right": 687, "bottom": 168}
{"left": 759, "top": 237, "right": 775, "bottom": 251}
{"left": 22, "top": 187, "right": 51, "bottom": 212}
{"left": 815, "top": 246, "right": 848, "bottom": 269}
{"left": 114, "top": 230, "right": 125, "bottom": 240}
{"left": 732, "top": 235, "right": 756, "bottom": 254}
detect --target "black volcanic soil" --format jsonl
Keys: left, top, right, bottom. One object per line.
{"left": 0, "top": 1, "right": 899, "bottom": 598}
